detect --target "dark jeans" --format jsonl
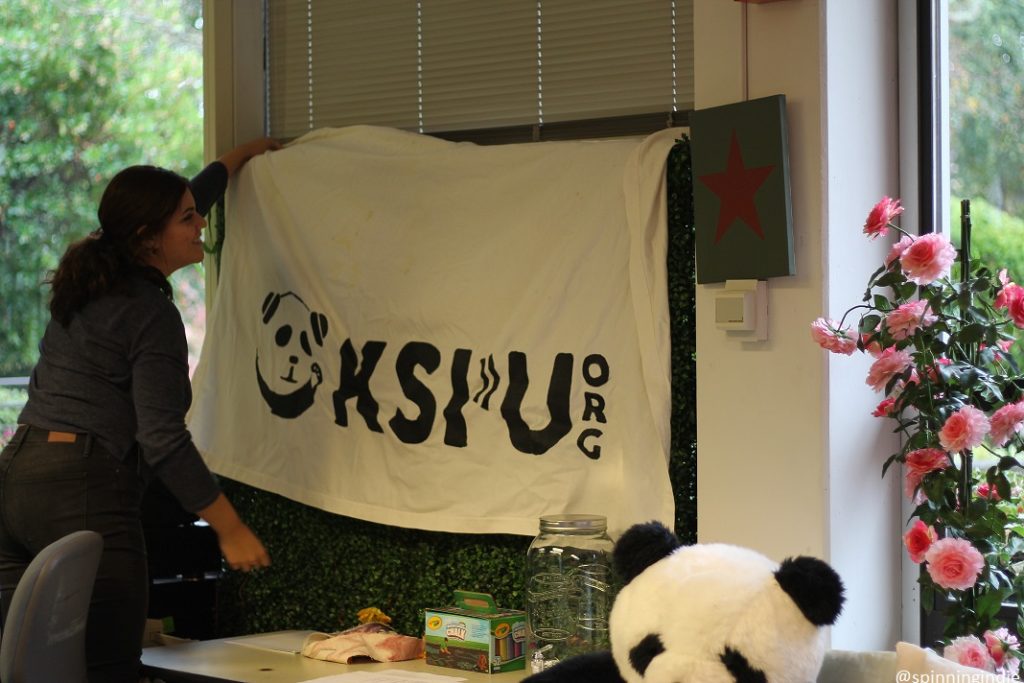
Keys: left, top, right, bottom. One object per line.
{"left": 0, "top": 425, "right": 147, "bottom": 683}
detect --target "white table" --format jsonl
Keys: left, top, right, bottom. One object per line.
{"left": 141, "top": 631, "right": 529, "bottom": 683}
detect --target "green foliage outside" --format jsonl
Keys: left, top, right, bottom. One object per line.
{"left": 0, "top": 387, "right": 27, "bottom": 444}
{"left": 950, "top": 197, "right": 1024, "bottom": 369}
{"left": 0, "top": 0, "right": 206, "bottom": 377}
{"left": 949, "top": 0, "right": 1024, "bottom": 214}
{"left": 952, "top": 197, "right": 1024, "bottom": 283}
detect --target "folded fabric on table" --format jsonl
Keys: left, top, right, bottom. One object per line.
{"left": 301, "top": 623, "right": 424, "bottom": 664}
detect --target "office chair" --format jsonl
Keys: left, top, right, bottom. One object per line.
{"left": 0, "top": 530, "right": 103, "bottom": 683}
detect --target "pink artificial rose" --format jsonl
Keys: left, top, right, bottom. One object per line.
{"left": 984, "top": 631, "right": 1007, "bottom": 668}
{"left": 885, "top": 300, "right": 938, "bottom": 340}
{"left": 984, "top": 628, "right": 1021, "bottom": 676}
{"left": 939, "top": 405, "right": 990, "bottom": 452}
{"left": 905, "top": 448, "right": 949, "bottom": 476}
{"left": 903, "top": 448, "right": 949, "bottom": 501}
{"left": 1009, "top": 295, "right": 1024, "bottom": 328}
{"left": 925, "top": 357, "right": 952, "bottom": 382}
{"left": 976, "top": 482, "right": 1001, "bottom": 500}
{"left": 810, "top": 318, "right": 858, "bottom": 355}
{"left": 924, "top": 537, "right": 985, "bottom": 591}
{"left": 872, "top": 397, "right": 896, "bottom": 417}
{"left": 903, "top": 520, "right": 938, "bottom": 563}
{"left": 865, "top": 347, "right": 913, "bottom": 392}
{"left": 995, "top": 281, "right": 1023, "bottom": 310}
{"left": 944, "top": 635, "right": 996, "bottom": 672}
{"left": 885, "top": 235, "right": 914, "bottom": 267}
{"left": 861, "top": 338, "right": 884, "bottom": 357}
{"left": 980, "top": 340, "right": 1013, "bottom": 362}
{"left": 860, "top": 323, "right": 884, "bottom": 357}
{"left": 899, "top": 233, "right": 957, "bottom": 285}
{"left": 989, "top": 401, "right": 1024, "bottom": 447}
{"left": 863, "top": 196, "right": 904, "bottom": 239}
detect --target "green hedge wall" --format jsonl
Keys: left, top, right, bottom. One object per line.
{"left": 215, "top": 137, "right": 697, "bottom": 639}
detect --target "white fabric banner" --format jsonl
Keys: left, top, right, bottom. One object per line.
{"left": 189, "top": 125, "right": 680, "bottom": 536}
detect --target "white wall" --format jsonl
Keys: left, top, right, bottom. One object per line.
{"left": 694, "top": 0, "right": 901, "bottom": 649}
{"left": 822, "top": 0, "right": 903, "bottom": 650}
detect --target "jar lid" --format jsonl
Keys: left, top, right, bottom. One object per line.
{"left": 539, "top": 514, "right": 607, "bottom": 532}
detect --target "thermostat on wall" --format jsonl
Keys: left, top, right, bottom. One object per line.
{"left": 714, "top": 280, "right": 767, "bottom": 340}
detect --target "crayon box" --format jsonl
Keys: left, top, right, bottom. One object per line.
{"left": 424, "top": 590, "right": 527, "bottom": 674}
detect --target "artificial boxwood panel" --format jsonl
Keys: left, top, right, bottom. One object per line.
{"left": 215, "top": 137, "right": 696, "bottom": 639}
{"left": 667, "top": 137, "right": 697, "bottom": 543}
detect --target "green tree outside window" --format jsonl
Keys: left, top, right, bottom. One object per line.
{"left": 0, "top": 0, "right": 206, "bottom": 441}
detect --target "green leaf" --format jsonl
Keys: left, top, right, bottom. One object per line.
{"left": 920, "top": 583, "right": 936, "bottom": 612}
{"left": 859, "top": 314, "right": 882, "bottom": 335}
{"left": 956, "top": 322, "right": 987, "bottom": 343}
{"left": 896, "top": 282, "right": 919, "bottom": 300}
{"left": 881, "top": 453, "right": 901, "bottom": 479}
{"left": 976, "top": 586, "right": 1011, "bottom": 620}
{"left": 866, "top": 264, "right": 887, "bottom": 283}
{"left": 999, "top": 456, "right": 1024, "bottom": 470}
{"left": 874, "top": 271, "right": 905, "bottom": 289}
{"left": 996, "top": 473, "right": 1012, "bottom": 500}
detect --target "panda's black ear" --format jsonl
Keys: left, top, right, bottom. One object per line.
{"left": 262, "top": 292, "right": 281, "bottom": 323}
{"left": 613, "top": 521, "right": 683, "bottom": 585}
{"left": 774, "top": 556, "right": 845, "bottom": 626}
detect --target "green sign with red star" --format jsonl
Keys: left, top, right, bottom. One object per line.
{"left": 691, "top": 94, "right": 794, "bottom": 283}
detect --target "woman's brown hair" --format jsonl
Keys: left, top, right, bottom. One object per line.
{"left": 48, "top": 165, "right": 189, "bottom": 326}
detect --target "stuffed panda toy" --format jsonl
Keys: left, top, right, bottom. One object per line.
{"left": 524, "top": 521, "right": 845, "bottom": 683}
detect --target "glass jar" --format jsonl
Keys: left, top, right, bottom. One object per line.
{"left": 526, "top": 514, "right": 616, "bottom": 672}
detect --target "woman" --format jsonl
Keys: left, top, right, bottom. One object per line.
{"left": 0, "top": 137, "right": 279, "bottom": 683}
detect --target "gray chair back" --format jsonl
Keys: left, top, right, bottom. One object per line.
{"left": 0, "top": 530, "right": 103, "bottom": 683}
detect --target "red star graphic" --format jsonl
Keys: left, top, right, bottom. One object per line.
{"left": 698, "top": 131, "right": 775, "bottom": 243}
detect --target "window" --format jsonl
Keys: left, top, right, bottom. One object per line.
{"left": 265, "top": 0, "right": 693, "bottom": 142}
{"left": 947, "top": 4, "right": 1024, "bottom": 372}
{"left": 0, "top": 0, "right": 207, "bottom": 444}
{"left": 914, "top": 0, "right": 1024, "bottom": 646}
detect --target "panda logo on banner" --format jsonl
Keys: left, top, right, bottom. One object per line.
{"left": 253, "top": 291, "right": 612, "bottom": 459}
{"left": 255, "top": 291, "right": 329, "bottom": 418}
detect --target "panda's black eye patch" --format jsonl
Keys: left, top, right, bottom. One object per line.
{"left": 720, "top": 647, "right": 767, "bottom": 683}
{"left": 628, "top": 633, "right": 664, "bottom": 676}
{"left": 275, "top": 325, "right": 292, "bottom": 347}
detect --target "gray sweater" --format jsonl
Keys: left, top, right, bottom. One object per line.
{"left": 18, "top": 162, "right": 228, "bottom": 513}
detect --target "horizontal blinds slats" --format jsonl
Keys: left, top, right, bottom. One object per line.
{"left": 266, "top": 0, "right": 693, "bottom": 137}
{"left": 540, "top": 0, "right": 674, "bottom": 123}
{"left": 420, "top": 0, "right": 536, "bottom": 131}
{"left": 675, "top": 0, "right": 695, "bottom": 109}
{"left": 310, "top": 0, "right": 419, "bottom": 131}
{"left": 267, "top": 0, "right": 311, "bottom": 139}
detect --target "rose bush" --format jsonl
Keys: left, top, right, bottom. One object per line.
{"left": 813, "top": 197, "right": 1024, "bottom": 674}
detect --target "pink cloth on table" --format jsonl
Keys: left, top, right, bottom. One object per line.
{"left": 301, "top": 623, "right": 425, "bottom": 664}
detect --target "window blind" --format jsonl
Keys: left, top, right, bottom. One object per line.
{"left": 266, "top": 0, "right": 693, "bottom": 141}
